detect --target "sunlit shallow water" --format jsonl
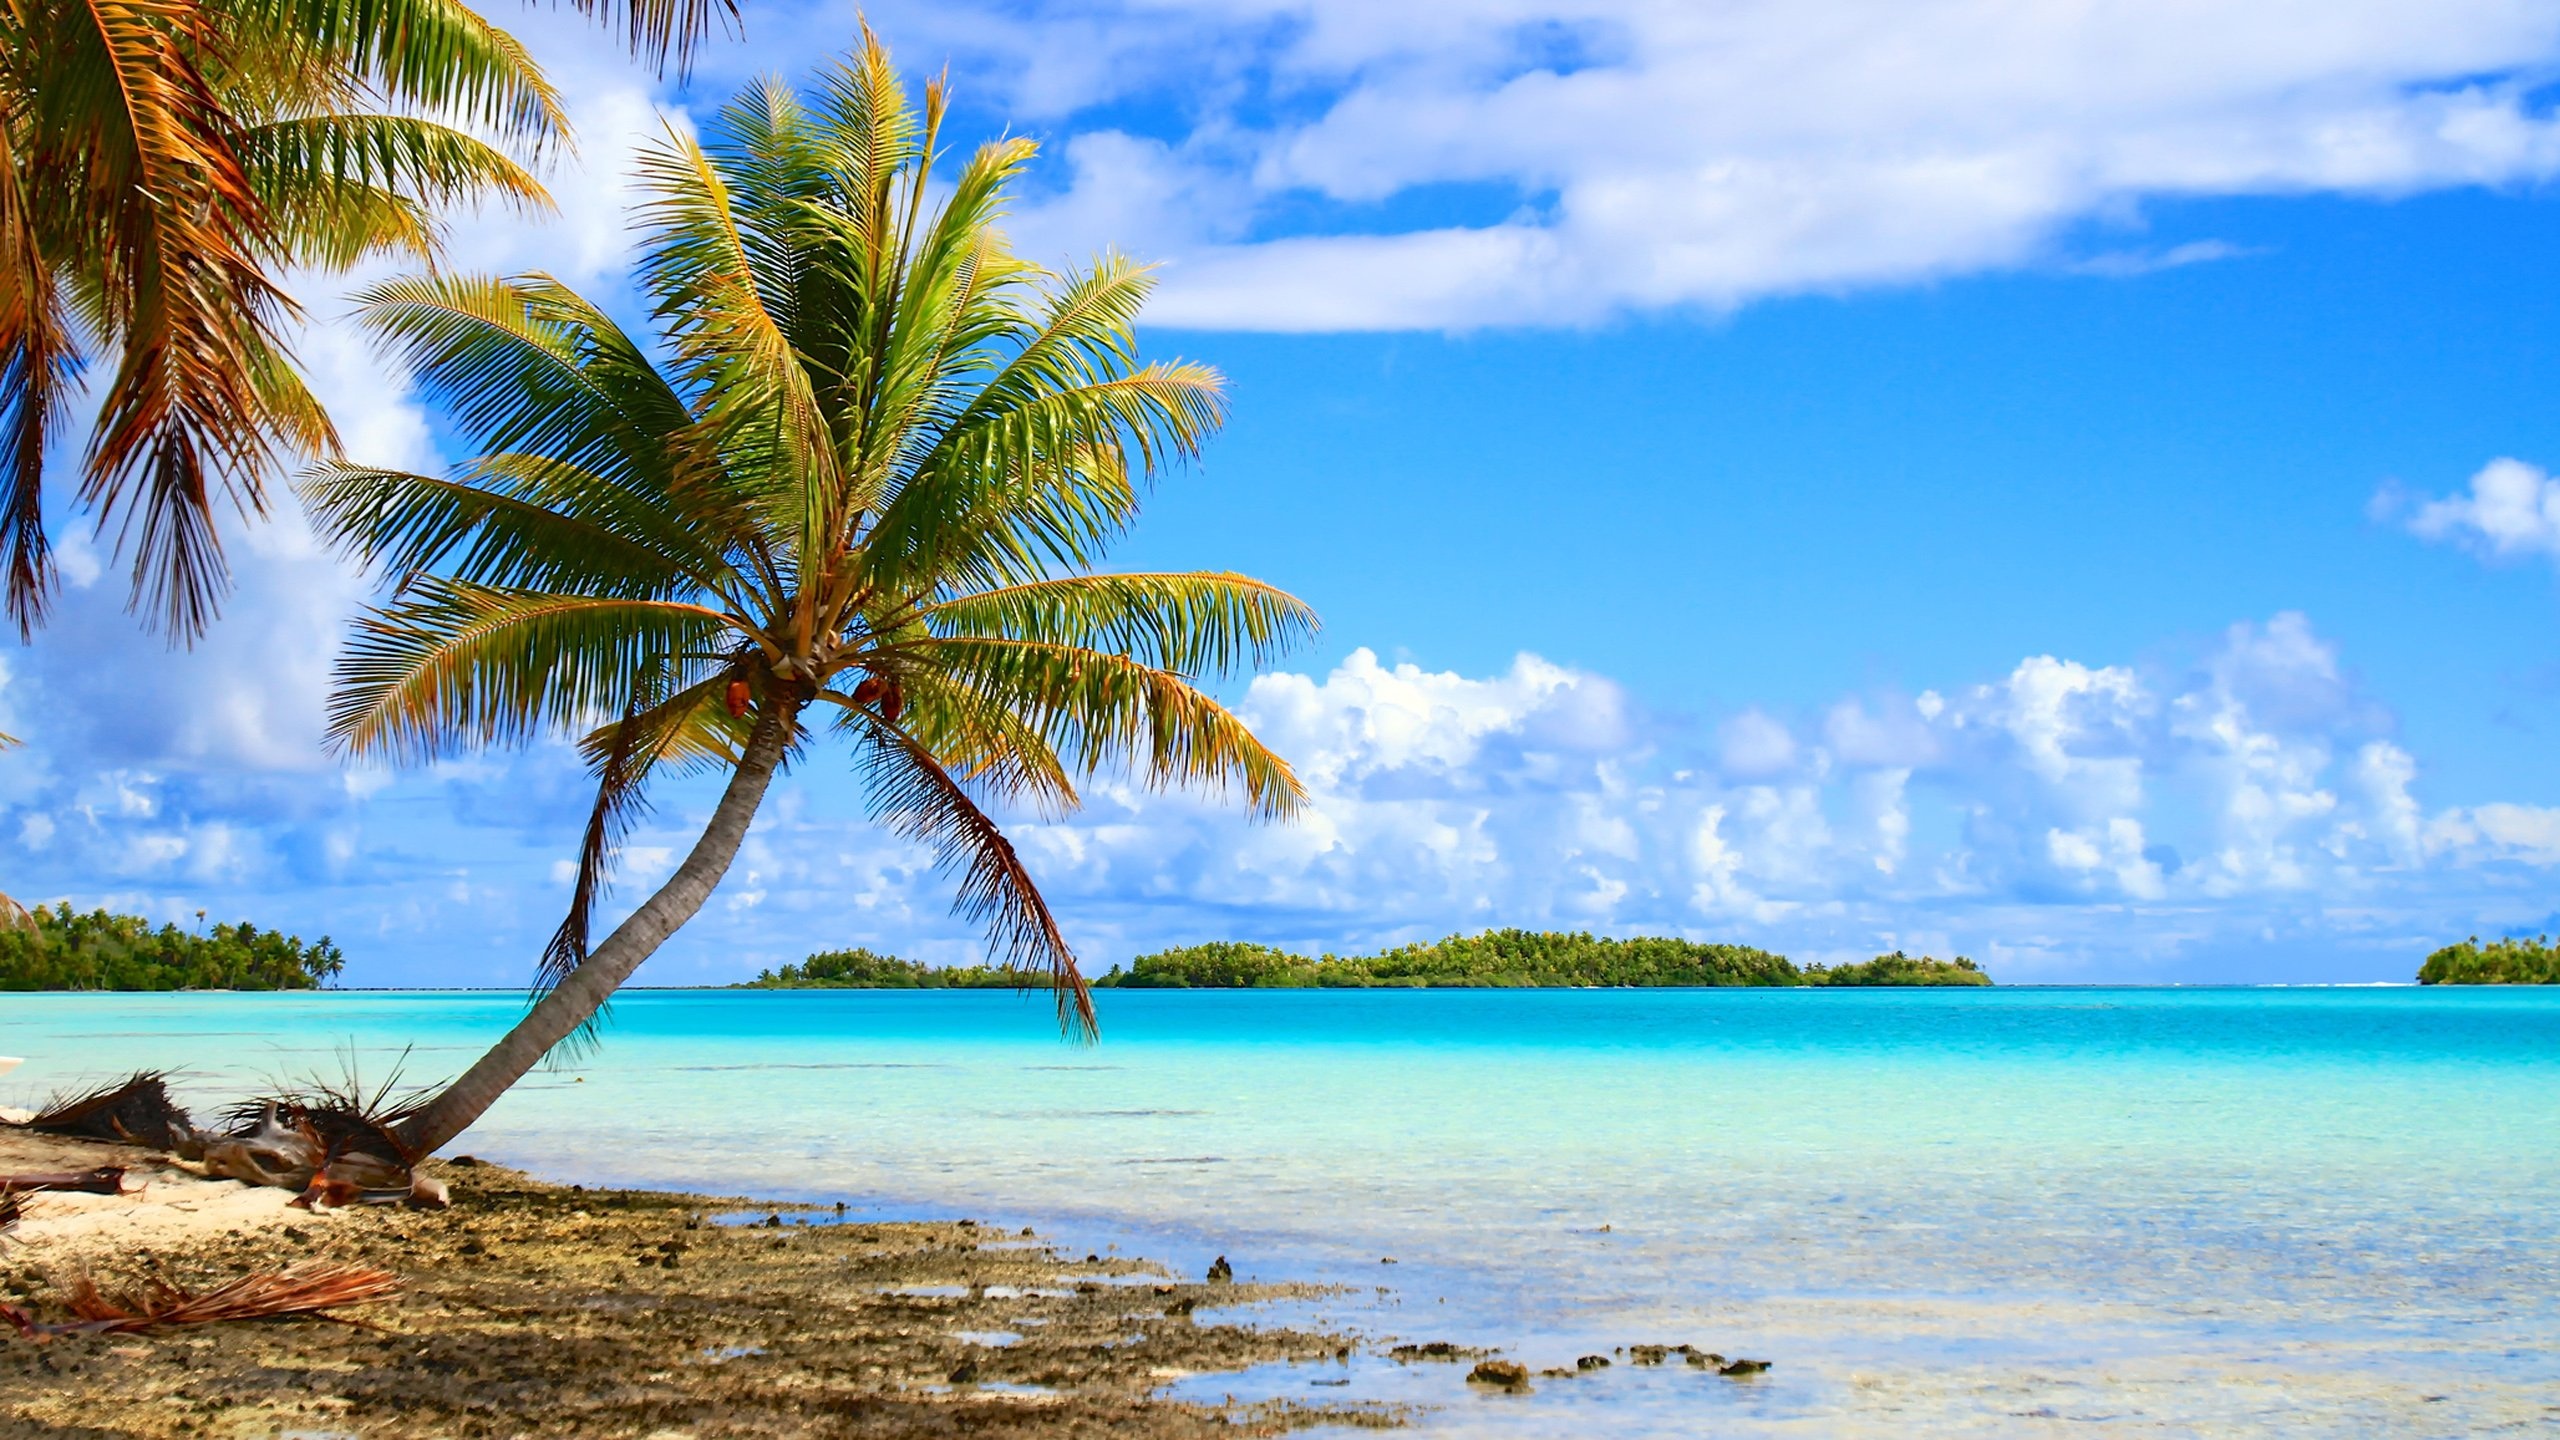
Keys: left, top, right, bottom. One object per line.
{"left": 6, "top": 987, "right": 2557, "bottom": 1436}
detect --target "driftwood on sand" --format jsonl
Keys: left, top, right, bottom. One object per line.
{"left": 198, "top": 1103, "right": 448, "bottom": 1211}
{"left": 0, "top": 1168, "right": 136, "bottom": 1197}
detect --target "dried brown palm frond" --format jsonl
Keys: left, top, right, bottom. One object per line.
{"left": 0, "top": 1189, "right": 21, "bottom": 1241}
{"left": 215, "top": 1045, "right": 431, "bottom": 1145}
{"left": 0, "top": 1261, "right": 399, "bottom": 1339}
{"left": 23, "top": 1072, "right": 195, "bottom": 1151}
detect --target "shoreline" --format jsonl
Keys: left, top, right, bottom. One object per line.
{"left": 1, "top": 1130, "right": 1399, "bottom": 1439}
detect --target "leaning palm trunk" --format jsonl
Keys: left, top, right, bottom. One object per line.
{"left": 311, "top": 34, "right": 1314, "bottom": 1156}
{"left": 395, "top": 708, "right": 790, "bottom": 1155}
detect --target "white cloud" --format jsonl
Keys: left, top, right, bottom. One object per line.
{"left": 1718, "top": 709, "right": 1798, "bottom": 778}
{"left": 826, "top": 0, "right": 2560, "bottom": 329}
{"left": 2397, "top": 456, "right": 2560, "bottom": 565}
{"left": 11, "top": 608, "right": 2560, "bottom": 982}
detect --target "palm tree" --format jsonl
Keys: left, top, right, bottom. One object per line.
{"left": 302, "top": 35, "right": 1316, "bottom": 1158}
{"left": 2, "top": 0, "right": 566, "bottom": 640}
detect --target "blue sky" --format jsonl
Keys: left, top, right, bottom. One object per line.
{"left": 10, "top": 0, "right": 2560, "bottom": 984}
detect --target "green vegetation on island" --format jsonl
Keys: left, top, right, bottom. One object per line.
{"left": 1090, "top": 931, "right": 1992, "bottom": 988}
{"left": 0, "top": 905, "right": 345, "bottom": 992}
{"left": 2418, "top": 935, "right": 2560, "bottom": 985}
{"left": 740, "top": 949, "right": 1035, "bottom": 990}
{"left": 730, "top": 933, "right": 1997, "bottom": 990}
{"left": 1810, "top": 951, "right": 1993, "bottom": 987}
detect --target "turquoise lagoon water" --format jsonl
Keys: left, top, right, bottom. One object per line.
{"left": 5, "top": 986, "right": 2558, "bottom": 1436}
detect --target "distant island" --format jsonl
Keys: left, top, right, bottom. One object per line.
{"left": 2418, "top": 935, "right": 2560, "bottom": 984}
{"left": 0, "top": 905, "right": 345, "bottom": 991}
{"left": 741, "top": 947, "right": 1036, "bottom": 989}
{"left": 738, "top": 931, "right": 1992, "bottom": 990}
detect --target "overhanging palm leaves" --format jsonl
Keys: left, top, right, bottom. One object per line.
{"left": 0, "top": 0, "right": 562, "bottom": 640}
{"left": 303, "top": 34, "right": 1315, "bottom": 1155}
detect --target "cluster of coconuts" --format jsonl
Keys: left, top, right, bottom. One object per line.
{"left": 723, "top": 667, "right": 902, "bottom": 722}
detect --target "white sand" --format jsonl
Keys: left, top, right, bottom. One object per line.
{"left": 1, "top": 1129, "right": 312, "bottom": 1257}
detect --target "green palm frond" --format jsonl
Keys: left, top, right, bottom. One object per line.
{"left": 928, "top": 573, "right": 1316, "bottom": 677}
{"left": 330, "top": 580, "right": 734, "bottom": 762}
{"left": 850, "top": 711, "right": 1096, "bottom": 1040}
{"left": 240, "top": 115, "right": 548, "bottom": 265}
{"left": 916, "top": 637, "right": 1305, "bottom": 819}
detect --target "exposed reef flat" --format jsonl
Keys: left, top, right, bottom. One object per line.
{"left": 0, "top": 1136, "right": 1392, "bottom": 1439}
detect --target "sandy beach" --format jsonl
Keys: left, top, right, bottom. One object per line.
{"left": 0, "top": 1130, "right": 1389, "bottom": 1439}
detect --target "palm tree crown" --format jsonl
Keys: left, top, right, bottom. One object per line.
{"left": 303, "top": 36, "right": 1315, "bottom": 1154}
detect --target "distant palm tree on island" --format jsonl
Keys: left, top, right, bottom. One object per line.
{"left": 303, "top": 36, "right": 1314, "bottom": 1157}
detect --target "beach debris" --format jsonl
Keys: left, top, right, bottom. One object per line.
{"left": 1389, "top": 1341, "right": 1493, "bottom": 1362}
{"left": 1717, "top": 1358, "right": 1772, "bottom": 1378}
{"left": 0, "top": 1166, "right": 139, "bottom": 1197}
{"left": 198, "top": 1102, "right": 434, "bottom": 1209}
{"left": 199, "top": 1053, "right": 450, "bottom": 1210}
{"left": 18, "top": 1072, "right": 196, "bottom": 1151}
{"left": 1205, "top": 1255, "right": 1233, "bottom": 1283}
{"left": 0, "top": 1261, "right": 400, "bottom": 1340}
{"left": 1465, "top": 1359, "right": 1532, "bottom": 1392}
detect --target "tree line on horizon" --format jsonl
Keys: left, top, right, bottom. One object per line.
{"left": 0, "top": 904, "right": 344, "bottom": 991}
{"left": 741, "top": 931, "right": 1996, "bottom": 990}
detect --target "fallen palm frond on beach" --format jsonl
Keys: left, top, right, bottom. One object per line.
{"left": 18, "top": 1073, "right": 196, "bottom": 1152}
{"left": 0, "top": 1261, "right": 400, "bottom": 1340}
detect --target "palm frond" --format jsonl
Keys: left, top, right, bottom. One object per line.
{"left": 927, "top": 572, "right": 1316, "bottom": 677}
{"left": 851, "top": 711, "right": 1095, "bottom": 1039}
{"left": 914, "top": 637, "right": 1306, "bottom": 819}
{"left": 328, "top": 580, "right": 735, "bottom": 762}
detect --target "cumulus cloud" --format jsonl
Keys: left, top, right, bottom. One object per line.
{"left": 2392, "top": 456, "right": 2560, "bottom": 566}
{"left": 9, "top": 610, "right": 2560, "bottom": 983}
{"left": 318, "top": 0, "right": 2560, "bottom": 334}
{"left": 770, "top": 0, "right": 2560, "bottom": 329}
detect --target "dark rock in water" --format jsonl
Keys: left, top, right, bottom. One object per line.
{"left": 1086, "top": 1253, "right": 1101, "bottom": 1263}
{"left": 1630, "top": 1345, "right": 1672, "bottom": 1365}
{"left": 1019, "top": 1226, "right": 1035, "bottom": 1237}
{"left": 1685, "top": 1351, "right": 1726, "bottom": 1368}
{"left": 1576, "top": 1354, "right": 1611, "bottom": 1370}
{"left": 1466, "top": 1360, "right": 1532, "bottom": 1391}
{"left": 763, "top": 1214, "right": 783, "bottom": 1228}
{"left": 1718, "top": 1358, "right": 1772, "bottom": 1377}
{"left": 1389, "top": 1341, "right": 1491, "bottom": 1362}
{"left": 947, "top": 1360, "right": 980, "bottom": 1384}
{"left": 1206, "top": 1256, "right": 1234, "bottom": 1283}
{"left": 450, "top": 1155, "right": 485, "bottom": 1168}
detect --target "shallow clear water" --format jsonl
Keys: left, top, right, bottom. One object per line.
{"left": 6, "top": 987, "right": 2557, "bottom": 1436}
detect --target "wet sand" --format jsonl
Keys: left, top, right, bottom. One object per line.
{"left": 1, "top": 1134, "right": 1397, "bottom": 1439}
